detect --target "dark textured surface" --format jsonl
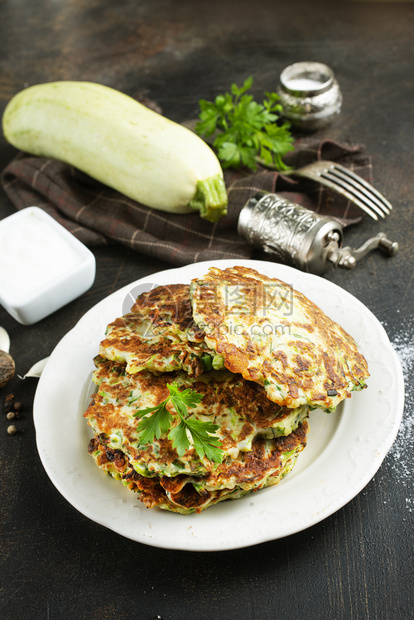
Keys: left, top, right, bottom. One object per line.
{"left": 0, "top": 1, "right": 413, "bottom": 619}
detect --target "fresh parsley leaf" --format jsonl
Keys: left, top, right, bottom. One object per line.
{"left": 167, "top": 383, "right": 204, "bottom": 409}
{"left": 196, "top": 77, "right": 294, "bottom": 172}
{"left": 231, "top": 75, "right": 253, "bottom": 96}
{"left": 136, "top": 403, "right": 173, "bottom": 445}
{"left": 167, "top": 420, "right": 190, "bottom": 457}
{"left": 183, "top": 418, "right": 223, "bottom": 463}
{"left": 134, "top": 383, "right": 223, "bottom": 463}
{"left": 217, "top": 142, "right": 243, "bottom": 168}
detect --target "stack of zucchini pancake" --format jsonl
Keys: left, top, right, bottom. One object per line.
{"left": 84, "top": 266, "right": 369, "bottom": 514}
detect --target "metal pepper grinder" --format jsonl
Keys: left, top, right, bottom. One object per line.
{"left": 238, "top": 192, "right": 398, "bottom": 275}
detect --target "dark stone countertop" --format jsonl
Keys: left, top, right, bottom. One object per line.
{"left": 0, "top": 1, "right": 412, "bottom": 619}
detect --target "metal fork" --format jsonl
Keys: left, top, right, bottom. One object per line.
{"left": 286, "top": 160, "right": 392, "bottom": 220}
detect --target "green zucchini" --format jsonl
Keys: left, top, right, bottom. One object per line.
{"left": 2, "top": 81, "right": 228, "bottom": 222}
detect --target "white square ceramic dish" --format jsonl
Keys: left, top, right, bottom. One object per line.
{"left": 0, "top": 206, "right": 96, "bottom": 325}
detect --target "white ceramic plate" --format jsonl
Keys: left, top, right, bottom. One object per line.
{"left": 33, "top": 259, "right": 404, "bottom": 551}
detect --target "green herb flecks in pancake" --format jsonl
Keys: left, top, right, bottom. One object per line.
{"left": 190, "top": 266, "right": 369, "bottom": 412}
{"left": 99, "top": 283, "right": 224, "bottom": 376}
{"left": 88, "top": 419, "right": 308, "bottom": 514}
{"left": 84, "top": 357, "right": 309, "bottom": 480}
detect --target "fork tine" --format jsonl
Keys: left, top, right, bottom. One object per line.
{"left": 330, "top": 164, "right": 392, "bottom": 216}
{"left": 321, "top": 170, "right": 385, "bottom": 217}
{"left": 286, "top": 160, "right": 393, "bottom": 220}
{"left": 313, "top": 173, "right": 380, "bottom": 220}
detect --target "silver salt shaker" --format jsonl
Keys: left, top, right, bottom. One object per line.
{"left": 277, "top": 61, "right": 343, "bottom": 131}
{"left": 238, "top": 192, "right": 398, "bottom": 275}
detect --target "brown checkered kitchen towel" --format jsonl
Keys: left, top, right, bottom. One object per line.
{"left": 1, "top": 138, "right": 372, "bottom": 266}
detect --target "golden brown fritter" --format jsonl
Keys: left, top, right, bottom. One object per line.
{"left": 84, "top": 357, "right": 309, "bottom": 479}
{"left": 88, "top": 420, "right": 308, "bottom": 514}
{"left": 190, "top": 266, "right": 369, "bottom": 411}
{"left": 99, "top": 284, "right": 222, "bottom": 376}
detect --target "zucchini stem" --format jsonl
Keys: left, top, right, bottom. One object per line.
{"left": 188, "top": 175, "right": 228, "bottom": 222}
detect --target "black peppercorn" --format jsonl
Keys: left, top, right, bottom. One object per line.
{"left": 4, "top": 393, "right": 14, "bottom": 413}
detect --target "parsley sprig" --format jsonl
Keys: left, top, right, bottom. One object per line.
{"left": 133, "top": 383, "right": 223, "bottom": 463}
{"left": 195, "top": 76, "right": 294, "bottom": 172}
